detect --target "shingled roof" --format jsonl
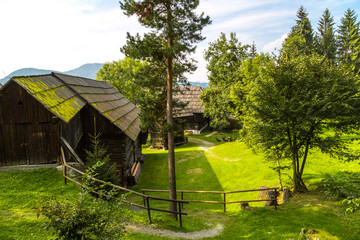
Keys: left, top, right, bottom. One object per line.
{"left": 10, "top": 72, "right": 140, "bottom": 141}
{"left": 174, "top": 85, "right": 204, "bottom": 118}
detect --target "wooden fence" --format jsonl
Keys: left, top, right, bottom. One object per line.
{"left": 59, "top": 137, "right": 279, "bottom": 228}
{"left": 60, "top": 139, "right": 189, "bottom": 228}
{"left": 142, "top": 188, "right": 279, "bottom": 212}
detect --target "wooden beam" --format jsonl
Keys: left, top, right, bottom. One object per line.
{"left": 60, "top": 136, "right": 85, "bottom": 166}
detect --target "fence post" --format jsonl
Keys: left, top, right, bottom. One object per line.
{"left": 223, "top": 193, "right": 226, "bottom": 213}
{"left": 146, "top": 197, "right": 152, "bottom": 223}
{"left": 60, "top": 147, "right": 67, "bottom": 185}
{"left": 143, "top": 191, "right": 146, "bottom": 207}
{"left": 178, "top": 201, "right": 183, "bottom": 228}
{"left": 274, "top": 189, "right": 278, "bottom": 210}
{"left": 63, "top": 165, "right": 67, "bottom": 185}
{"left": 181, "top": 191, "right": 184, "bottom": 209}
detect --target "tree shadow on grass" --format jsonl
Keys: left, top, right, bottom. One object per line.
{"left": 131, "top": 142, "right": 225, "bottom": 211}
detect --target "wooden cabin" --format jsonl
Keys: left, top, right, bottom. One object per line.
{"left": 0, "top": 72, "right": 144, "bottom": 186}
{"left": 174, "top": 86, "right": 209, "bottom": 135}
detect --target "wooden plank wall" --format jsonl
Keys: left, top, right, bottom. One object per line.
{"left": 61, "top": 112, "right": 83, "bottom": 150}
{"left": 83, "top": 106, "right": 133, "bottom": 186}
{"left": 0, "top": 82, "right": 59, "bottom": 166}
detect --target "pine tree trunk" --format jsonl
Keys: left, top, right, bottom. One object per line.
{"left": 167, "top": 36, "right": 177, "bottom": 218}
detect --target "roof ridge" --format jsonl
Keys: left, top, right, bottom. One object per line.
{"left": 51, "top": 72, "right": 88, "bottom": 104}
{"left": 52, "top": 72, "right": 102, "bottom": 83}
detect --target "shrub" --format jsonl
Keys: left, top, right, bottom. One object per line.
{"left": 36, "top": 193, "right": 125, "bottom": 240}
{"left": 319, "top": 172, "right": 360, "bottom": 199}
{"left": 319, "top": 172, "right": 360, "bottom": 213}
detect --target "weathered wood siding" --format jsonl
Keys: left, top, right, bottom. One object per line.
{"left": 0, "top": 82, "right": 59, "bottom": 166}
{"left": 82, "top": 106, "right": 141, "bottom": 187}
{"left": 61, "top": 112, "right": 83, "bottom": 151}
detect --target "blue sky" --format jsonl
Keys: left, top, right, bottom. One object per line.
{"left": 1, "top": 0, "right": 360, "bottom": 82}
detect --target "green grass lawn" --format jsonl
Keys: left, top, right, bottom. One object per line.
{"left": 1, "top": 130, "right": 360, "bottom": 239}
{"left": 0, "top": 168, "right": 80, "bottom": 240}
{"left": 128, "top": 131, "right": 360, "bottom": 239}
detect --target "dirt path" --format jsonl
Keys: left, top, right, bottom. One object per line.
{"left": 205, "top": 131, "right": 218, "bottom": 137}
{"left": 188, "top": 138, "right": 215, "bottom": 151}
{"left": 189, "top": 138, "right": 241, "bottom": 162}
{"left": 126, "top": 223, "right": 223, "bottom": 239}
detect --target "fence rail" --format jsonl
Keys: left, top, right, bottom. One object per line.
{"left": 142, "top": 187, "right": 279, "bottom": 212}
{"left": 60, "top": 137, "right": 279, "bottom": 228}
{"left": 60, "top": 139, "right": 188, "bottom": 228}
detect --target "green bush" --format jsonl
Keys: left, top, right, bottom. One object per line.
{"left": 36, "top": 193, "right": 125, "bottom": 240}
{"left": 319, "top": 172, "right": 360, "bottom": 199}
{"left": 319, "top": 172, "right": 360, "bottom": 213}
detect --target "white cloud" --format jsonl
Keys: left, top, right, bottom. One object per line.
{"left": 2, "top": 0, "right": 360, "bottom": 83}
{"left": 262, "top": 33, "right": 288, "bottom": 52}
{"left": 0, "top": 0, "right": 143, "bottom": 75}
{"left": 197, "top": 0, "right": 283, "bottom": 18}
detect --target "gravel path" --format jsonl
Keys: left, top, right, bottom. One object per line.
{"left": 126, "top": 223, "right": 223, "bottom": 239}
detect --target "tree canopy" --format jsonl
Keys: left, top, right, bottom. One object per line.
{"left": 96, "top": 57, "right": 148, "bottom": 103}
{"left": 243, "top": 50, "right": 360, "bottom": 192}
{"left": 235, "top": 7, "right": 360, "bottom": 193}
{"left": 201, "top": 32, "right": 250, "bottom": 129}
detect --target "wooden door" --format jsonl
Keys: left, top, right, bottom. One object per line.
{"left": 0, "top": 123, "right": 59, "bottom": 166}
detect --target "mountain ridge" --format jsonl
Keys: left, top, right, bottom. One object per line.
{"left": 0, "top": 64, "right": 208, "bottom": 88}
{"left": 0, "top": 63, "right": 103, "bottom": 85}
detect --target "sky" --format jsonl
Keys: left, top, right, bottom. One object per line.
{"left": 1, "top": 0, "right": 360, "bottom": 82}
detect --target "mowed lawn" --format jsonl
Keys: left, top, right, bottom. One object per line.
{"left": 129, "top": 131, "right": 360, "bottom": 239}
{"left": 0, "top": 168, "right": 80, "bottom": 240}
{"left": 1, "top": 130, "right": 360, "bottom": 239}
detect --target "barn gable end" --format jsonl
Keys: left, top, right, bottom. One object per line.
{"left": 0, "top": 73, "right": 142, "bottom": 187}
{"left": 174, "top": 85, "right": 209, "bottom": 133}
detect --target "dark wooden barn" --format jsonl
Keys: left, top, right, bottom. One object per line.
{"left": 174, "top": 86, "right": 209, "bottom": 135}
{"left": 0, "top": 72, "right": 144, "bottom": 186}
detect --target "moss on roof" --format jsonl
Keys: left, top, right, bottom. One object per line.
{"left": 10, "top": 73, "right": 141, "bottom": 140}
{"left": 14, "top": 76, "right": 85, "bottom": 122}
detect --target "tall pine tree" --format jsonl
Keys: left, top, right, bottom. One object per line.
{"left": 315, "top": 8, "right": 337, "bottom": 61}
{"left": 284, "top": 6, "right": 314, "bottom": 55}
{"left": 120, "top": 0, "right": 210, "bottom": 217}
{"left": 338, "top": 9, "right": 360, "bottom": 73}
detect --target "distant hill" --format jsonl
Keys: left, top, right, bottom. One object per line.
{"left": 189, "top": 81, "right": 208, "bottom": 88}
{"left": 0, "top": 64, "right": 209, "bottom": 88}
{"left": 0, "top": 63, "right": 104, "bottom": 85}
{"left": 63, "top": 63, "right": 104, "bottom": 80}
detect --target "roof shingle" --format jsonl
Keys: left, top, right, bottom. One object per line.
{"left": 12, "top": 72, "right": 140, "bottom": 141}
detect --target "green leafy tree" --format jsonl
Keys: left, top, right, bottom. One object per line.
{"left": 338, "top": 9, "right": 360, "bottom": 73}
{"left": 231, "top": 53, "right": 272, "bottom": 135}
{"left": 315, "top": 8, "right": 337, "bottom": 61}
{"left": 96, "top": 57, "right": 169, "bottom": 134}
{"left": 96, "top": 57, "right": 148, "bottom": 102}
{"left": 201, "top": 32, "right": 250, "bottom": 129}
{"left": 120, "top": 0, "right": 210, "bottom": 216}
{"left": 243, "top": 50, "right": 360, "bottom": 193}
